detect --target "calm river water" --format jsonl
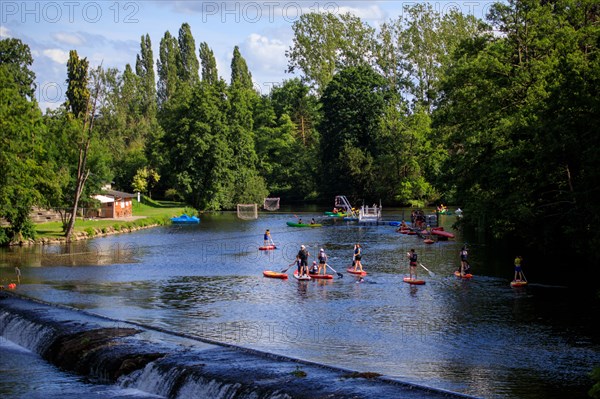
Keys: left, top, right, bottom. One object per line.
{"left": 1, "top": 210, "right": 599, "bottom": 399}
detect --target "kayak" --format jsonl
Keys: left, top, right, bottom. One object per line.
{"left": 308, "top": 272, "right": 334, "bottom": 280}
{"left": 259, "top": 245, "right": 277, "bottom": 250}
{"left": 431, "top": 227, "right": 455, "bottom": 239}
{"left": 346, "top": 267, "right": 367, "bottom": 276}
{"left": 286, "top": 221, "right": 322, "bottom": 227}
{"left": 403, "top": 277, "right": 426, "bottom": 285}
{"left": 263, "top": 270, "right": 288, "bottom": 279}
{"left": 293, "top": 271, "right": 312, "bottom": 280}
{"left": 510, "top": 280, "right": 528, "bottom": 287}
{"left": 171, "top": 214, "right": 200, "bottom": 224}
{"left": 454, "top": 271, "right": 473, "bottom": 279}
{"left": 324, "top": 211, "right": 348, "bottom": 217}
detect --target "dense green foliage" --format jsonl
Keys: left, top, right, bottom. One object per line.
{"left": 434, "top": 0, "right": 600, "bottom": 268}
{"left": 2, "top": 3, "right": 599, "bottom": 282}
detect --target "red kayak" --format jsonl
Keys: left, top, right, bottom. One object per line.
{"left": 263, "top": 270, "right": 288, "bottom": 279}
{"left": 454, "top": 271, "right": 473, "bottom": 279}
{"left": 346, "top": 267, "right": 367, "bottom": 276}
{"left": 403, "top": 277, "right": 426, "bottom": 285}
{"left": 259, "top": 245, "right": 277, "bottom": 250}
{"left": 431, "top": 227, "right": 455, "bottom": 239}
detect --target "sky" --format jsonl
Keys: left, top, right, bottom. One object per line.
{"left": 1, "top": 1, "right": 497, "bottom": 111}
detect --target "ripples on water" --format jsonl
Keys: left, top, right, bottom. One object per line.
{"left": 1, "top": 211, "right": 599, "bottom": 399}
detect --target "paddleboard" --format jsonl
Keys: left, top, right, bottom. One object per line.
{"left": 454, "top": 271, "right": 473, "bottom": 279}
{"left": 424, "top": 239, "right": 435, "bottom": 244}
{"left": 259, "top": 245, "right": 277, "bottom": 250}
{"left": 510, "top": 280, "right": 527, "bottom": 287}
{"left": 308, "top": 272, "right": 334, "bottom": 280}
{"left": 403, "top": 277, "right": 426, "bottom": 285}
{"left": 346, "top": 267, "right": 367, "bottom": 276}
{"left": 293, "top": 271, "right": 312, "bottom": 280}
{"left": 263, "top": 270, "right": 288, "bottom": 279}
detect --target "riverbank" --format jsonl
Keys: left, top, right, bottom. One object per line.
{"left": 7, "top": 200, "right": 188, "bottom": 247}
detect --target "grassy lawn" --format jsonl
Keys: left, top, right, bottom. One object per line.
{"left": 35, "top": 200, "right": 189, "bottom": 239}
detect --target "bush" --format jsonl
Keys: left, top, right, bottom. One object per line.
{"left": 0, "top": 227, "right": 9, "bottom": 246}
{"left": 84, "top": 227, "right": 96, "bottom": 237}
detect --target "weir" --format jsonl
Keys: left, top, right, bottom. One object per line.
{"left": 0, "top": 292, "right": 480, "bottom": 399}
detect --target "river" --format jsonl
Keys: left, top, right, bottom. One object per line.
{"left": 1, "top": 210, "right": 598, "bottom": 399}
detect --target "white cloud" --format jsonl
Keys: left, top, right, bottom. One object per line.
{"left": 52, "top": 32, "right": 85, "bottom": 46}
{"left": 43, "top": 49, "right": 70, "bottom": 65}
{"left": 243, "top": 33, "right": 287, "bottom": 74}
{"left": 0, "top": 26, "right": 11, "bottom": 38}
{"left": 336, "top": 4, "right": 386, "bottom": 21}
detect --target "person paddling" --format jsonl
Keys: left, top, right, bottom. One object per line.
{"left": 352, "top": 244, "right": 363, "bottom": 272}
{"left": 513, "top": 255, "right": 525, "bottom": 282}
{"left": 458, "top": 245, "right": 468, "bottom": 276}
{"left": 297, "top": 245, "right": 310, "bottom": 277}
{"left": 263, "top": 229, "right": 274, "bottom": 246}
{"left": 407, "top": 249, "right": 418, "bottom": 280}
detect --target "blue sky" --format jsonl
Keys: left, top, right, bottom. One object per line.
{"left": 1, "top": 1, "right": 496, "bottom": 111}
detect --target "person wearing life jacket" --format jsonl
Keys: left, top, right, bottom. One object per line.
{"left": 310, "top": 261, "right": 319, "bottom": 275}
{"left": 407, "top": 249, "right": 418, "bottom": 279}
{"left": 263, "top": 229, "right": 272, "bottom": 246}
{"left": 513, "top": 255, "right": 525, "bottom": 282}
{"left": 458, "top": 245, "right": 468, "bottom": 276}
{"left": 297, "top": 245, "right": 310, "bottom": 277}
{"left": 318, "top": 248, "right": 328, "bottom": 275}
{"left": 353, "top": 244, "right": 363, "bottom": 272}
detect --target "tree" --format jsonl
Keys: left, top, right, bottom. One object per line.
{"left": 319, "top": 65, "right": 388, "bottom": 199}
{"left": 433, "top": 0, "right": 600, "bottom": 280}
{"left": 199, "top": 42, "right": 218, "bottom": 85}
{"left": 286, "top": 12, "right": 376, "bottom": 95}
{"left": 398, "top": 4, "right": 483, "bottom": 111}
{"left": 0, "top": 39, "right": 59, "bottom": 244}
{"left": 177, "top": 23, "right": 199, "bottom": 84}
{"left": 228, "top": 46, "right": 268, "bottom": 204}
{"left": 157, "top": 31, "right": 180, "bottom": 107}
{"left": 270, "top": 78, "right": 320, "bottom": 147}
{"left": 135, "top": 33, "right": 156, "bottom": 118}
{"left": 160, "top": 79, "right": 234, "bottom": 209}
{"left": 65, "top": 50, "right": 90, "bottom": 118}
{"left": 63, "top": 59, "right": 102, "bottom": 241}
{"left": 132, "top": 167, "right": 160, "bottom": 197}
{"left": 0, "top": 38, "right": 36, "bottom": 99}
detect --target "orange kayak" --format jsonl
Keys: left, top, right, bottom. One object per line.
{"left": 263, "top": 270, "right": 288, "bottom": 279}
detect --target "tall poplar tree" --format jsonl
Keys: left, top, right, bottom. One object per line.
{"left": 157, "top": 31, "right": 180, "bottom": 107}
{"left": 177, "top": 23, "right": 199, "bottom": 85}
{"left": 228, "top": 46, "right": 268, "bottom": 204}
{"left": 199, "top": 41, "right": 218, "bottom": 85}
{"left": 135, "top": 33, "right": 156, "bottom": 117}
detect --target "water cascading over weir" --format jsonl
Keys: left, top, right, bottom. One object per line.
{"left": 0, "top": 292, "right": 480, "bottom": 399}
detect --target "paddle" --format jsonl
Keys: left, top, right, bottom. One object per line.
{"left": 326, "top": 263, "right": 343, "bottom": 278}
{"left": 281, "top": 261, "right": 297, "bottom": 273}
{"left": 419, "top": 263, "right": 435, "bottom": 277}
